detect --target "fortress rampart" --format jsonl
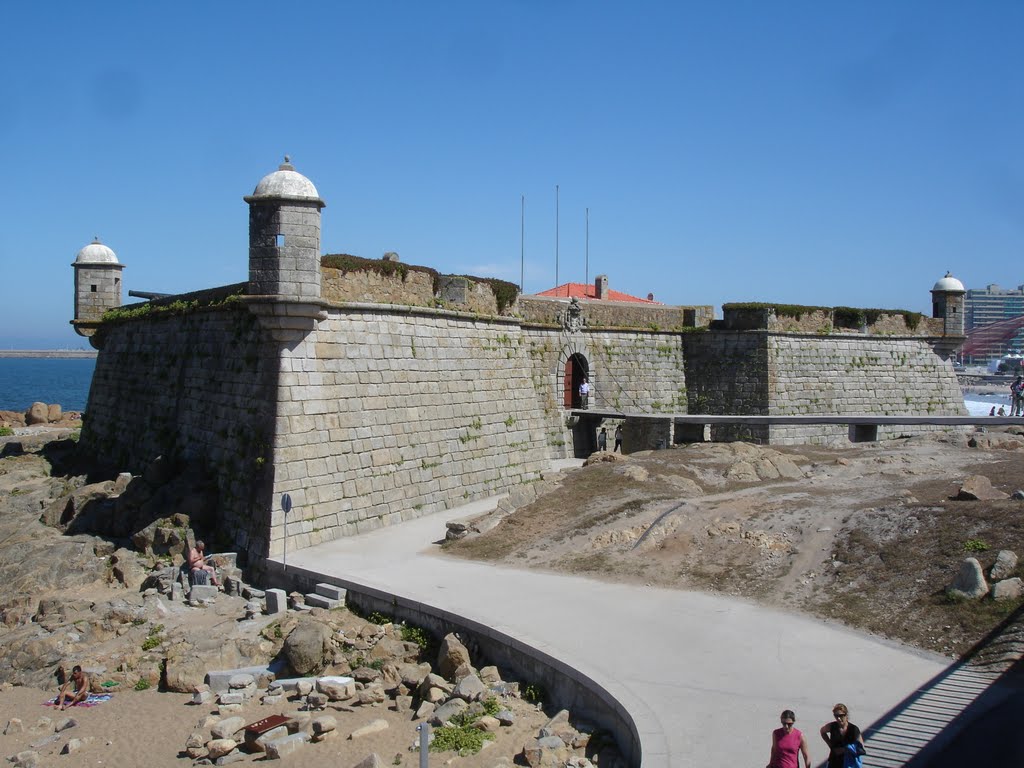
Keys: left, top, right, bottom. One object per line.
{"left": 71, "top": 160, "right": 968, "bottom": 569}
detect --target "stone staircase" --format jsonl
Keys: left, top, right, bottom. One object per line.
{"left": 304, "top": 582, "right": 346, "bottom": 609}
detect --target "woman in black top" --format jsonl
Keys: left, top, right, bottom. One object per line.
{"left": 820, "top": 703, "right": 864, "bottom": 768}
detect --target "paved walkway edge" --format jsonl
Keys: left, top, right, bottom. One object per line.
{"left": 264, "top": 559, "right": 668, "bottom": 768}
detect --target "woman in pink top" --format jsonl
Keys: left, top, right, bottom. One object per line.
{"left": 768, "top": 709, "right": 811, "bottom": 768}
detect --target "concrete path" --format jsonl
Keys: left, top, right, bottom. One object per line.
{"left": 280, "top": 495, "right": 949, "bottom": 767}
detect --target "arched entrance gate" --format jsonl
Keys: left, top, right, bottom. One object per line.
{"left": 562, "top": 352, "right": 589, "bottom": 409}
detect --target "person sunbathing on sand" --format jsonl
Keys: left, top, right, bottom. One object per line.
{"left": 56, "top": 665, "right": 89, "bottom": 710}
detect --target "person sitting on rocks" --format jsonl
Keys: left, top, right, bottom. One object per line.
{"left": 187, "top": 540, "right": 220, "bottom": 587}
{"left": 56, "top": 665, "right": 89, "bottom": 710}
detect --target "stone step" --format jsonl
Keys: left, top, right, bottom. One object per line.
{"left": 304, "top": 593, "right": 340, "bottom": 609}
{"left": 314, "top": 583, "right": 346, "bottom": 601}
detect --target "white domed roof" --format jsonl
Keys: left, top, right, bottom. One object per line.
{"left": 932, "top": 272, "right": 965, "bottom": 293}
{"left": 75, "top": 238, "right": 119, "bottom": 264}
{"left": 249, "top": 156, "right": 321, "bottom": 201}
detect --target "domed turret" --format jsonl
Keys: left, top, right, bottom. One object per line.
{"left": 250, "top": 158, "right": 322, "bottom": 201}
{"left": 71, "top": 237, "right": 125, "bottom": 335}
{"left": 931, "top": 271, "right": 965, "bottom": 337}
{"left": 244, "top": 157, "right": 326, "bottom": 301}
{"left": 932, "top": 272, "right": 965, "bottom": 294}
{"left": 75, "top": 239, "right": 120, "bottom": 265}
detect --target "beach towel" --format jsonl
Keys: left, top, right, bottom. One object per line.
{"left": 44, "top": 693, "right": 113, "bottom": 708}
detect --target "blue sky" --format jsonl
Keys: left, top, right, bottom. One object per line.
{"left": 1, "top": 1, "right": 1021, "bottom": 348}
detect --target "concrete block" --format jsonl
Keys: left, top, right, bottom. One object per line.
{"left": 265, "top": 588, "right": 287, "bottom": 614}
{"left": 265, "top": 732, "right": 310, "bottom": 760}
{"left": 189, "top": 584, "right": 218, "bottom": 602}
{"left": 304, "top": 593, "right": 339, "bottom": 609}
{"left": 206, "top": 665, "right": 279, "bottom": 694}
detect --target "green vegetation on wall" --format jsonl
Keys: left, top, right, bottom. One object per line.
{"left": 723, "top": 302, "right": 924, "bottom": 330}
{"left": 322, "top": 253, "right": 440, "bottom": 292}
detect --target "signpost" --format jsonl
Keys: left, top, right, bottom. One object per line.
{"left": 281, "top": 493, "right": 292, "bottom": 571}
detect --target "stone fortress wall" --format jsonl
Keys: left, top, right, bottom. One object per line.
{"left": 81, "top": 300, "right": 280, "bottom": 559}
{"left": 71, "top": 160, "right": 967, "bottom": 567}
{"left": 682, "top": 305, "right": 965, "bottom": 445}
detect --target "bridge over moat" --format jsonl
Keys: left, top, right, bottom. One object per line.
{"left": 567, "top": 408, "right": 1021, "bottom": 454}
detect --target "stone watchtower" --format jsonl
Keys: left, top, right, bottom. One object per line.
{"left": 71, "top": 237, "right": 124, "bottom": 338}
{"left": 244, "top": 157, "right": 326, "bottom": 301}
{"left": 931, "top": 272, "right": 966, "bottom": 338}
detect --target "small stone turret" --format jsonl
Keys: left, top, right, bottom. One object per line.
{"left": 244, "top": 157, "right": 326, "bottom": 301}
{"left": 931, "top": 271, "right": 966, "bottom": 338}
{"left": 71, "top": 237, "right": 124, "bottom": 337}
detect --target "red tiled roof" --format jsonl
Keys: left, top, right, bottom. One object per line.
{"left": 534, "top": 283, "right": 661, "bottom": 304}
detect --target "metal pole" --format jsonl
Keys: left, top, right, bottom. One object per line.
{"left": 555, "top": 184, "right": 560, "bottom": 289}
{"left": 520, "top": 194, "right": 525, "bottom": 292}
{"left": 585, "top": 207, "right": 589, "bottom": 287}
{"left": 418, "top": 723, "right": 430, "bottom": 767}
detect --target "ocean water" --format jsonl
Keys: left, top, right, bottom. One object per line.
{"left": 0, "top": 358, "right": 96, "bottom": 412}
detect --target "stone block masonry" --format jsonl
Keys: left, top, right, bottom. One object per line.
{"left": 80, "top": 305, "right": 278, "bottom": 559}
{"left": 266, "top": 308, "right": 554, "bottom": 556}
{"left": 684, "top": 330, "right": 965, "bottom": 446}
{"left": 766, "top": 334, "right": 965, "bottom": 444}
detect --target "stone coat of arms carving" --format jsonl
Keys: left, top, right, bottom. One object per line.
{"left": 561, "top": 297, "right": 586, "bottom": 333}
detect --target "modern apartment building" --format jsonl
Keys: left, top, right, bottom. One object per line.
{"left": 963, "top": 284, "right": 1024, "bottom": 364}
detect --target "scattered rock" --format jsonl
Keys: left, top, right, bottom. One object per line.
{"left": 210, "top": 716, "right": 246, "bottom": 740}
{"left": 437, "top": 633, "right": 471, "bottom": 680}
{"left": 992, "top": 577, "right": 1024, "bottom": 601}
{"left": 206, "top": 738, "right": 237, "bottom": 760}
{"left": 265, "top": 732, "right": 310, "bottom": 759}
{"left": 284, "top": 621, "right": 332, "bottom": 675}
{"left": 990, "top": 550, "right": 1019, "bottom": 581}
{"left": 349, "top": 719, "right": 389, "bottom": 740}
{"left": 949, "top": 558, "right": 989, "bottom": 599}
{"left": 955, "top": 475, "right": 1009, "bottom": 501}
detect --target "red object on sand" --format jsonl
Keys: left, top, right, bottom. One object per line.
{"left": 245, "top": 714, "right": 291, "bottom": 735}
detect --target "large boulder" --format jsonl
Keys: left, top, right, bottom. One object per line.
{"left": 955, "top": 475, "right": 1009, "bottom": 501}
{"left": 949, "top": 558, "right": 989, "bottom": 599}
{"left": 437, "top": 633, "right": 471, "bottom": 680}
{"left": 46, "top": 404, "right": 62, "bottom": 423}
{"left": 284, "top": 620, "right": 332, "bottom": 675}
{"left": 25, "top": 403, "right": 49, "bottom": 425}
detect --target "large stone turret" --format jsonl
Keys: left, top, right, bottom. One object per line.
{"left": 71, "top": 237, "right": 124, "bottom": 338}
{"left": 244, "top": 157, "right": 325, "bottom": 300}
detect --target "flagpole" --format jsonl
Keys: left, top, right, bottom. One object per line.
{"left": 520, "top": 195, "right": 525, "bottom": 292}
{"left": 555, "top": 184, "right": 560, "bottom": 290}
{"left": 585, "top": 207, "right": 589, "bottom": 288}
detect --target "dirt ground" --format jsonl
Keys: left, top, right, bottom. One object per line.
{"left": 446, "top": 428, "right": 1024, "bottom": 661}
{"left": 0, "top": 682, "right": 557, "bottom": 768}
